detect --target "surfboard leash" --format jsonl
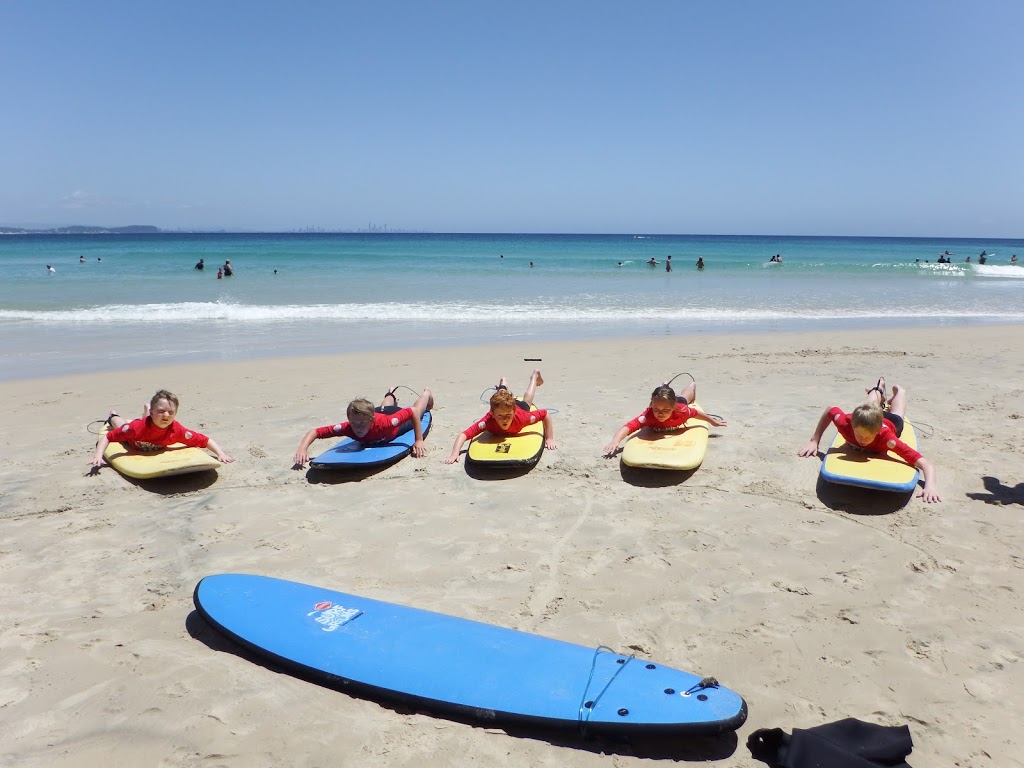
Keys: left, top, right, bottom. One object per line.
{"left": 576, "top": 645, "right": 636, "bottom": 736}
{"left": 908, "top": 420, "right": 935, "bottom": 438}
{"left": 664, "top": 372, "right": 695, "bottom": 388}
{"left": 86, "top": 418, "right": 110, "bottom": 436}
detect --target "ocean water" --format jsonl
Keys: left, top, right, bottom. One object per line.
{"left": 2, "top": 233, "right": 1022, "bottom": 380}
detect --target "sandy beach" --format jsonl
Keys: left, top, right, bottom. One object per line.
{"left": 2, "top": 324, "right": 1022, "bottom": 767}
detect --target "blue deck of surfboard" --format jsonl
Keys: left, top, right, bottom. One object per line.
{"left": 310, "top": 412, "right": 430, "bottom": 469}
{"left": 194, "top": 574, "right": 747, "bottom": 735}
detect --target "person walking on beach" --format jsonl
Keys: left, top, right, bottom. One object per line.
{"left": 798, "top": 377, "right": 940, "bottom": 503}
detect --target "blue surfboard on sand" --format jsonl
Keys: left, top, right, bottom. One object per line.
{"left": 193, "top": 574, "right": 747, "bottom": 736}
{"left": 309, "top": 412, "right": 430, "bottom": 469}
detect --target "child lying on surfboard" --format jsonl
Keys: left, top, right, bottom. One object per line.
{"left": 444, "top": 369, "right": 556, "bottom": 464}
{"left": 602, "top": 378, "right": 727, "bottom": 458}
{"left": 91, "top": 389, "right": 235, "bottom": 469}
{"left": 293, "top": 386, "right": 433, "bottom": 467}
{"left": 798, "top": 377, "right": 940, "bottom": 502}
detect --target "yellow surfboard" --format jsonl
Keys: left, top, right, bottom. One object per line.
{"left": 820, "top": 422, "right": 920, "bottom": 493}
{"left": 466, "top": 407, "right": 545, "bottom": 467}
{"left": 101, "top": 425, "right": 221, "bottom": 479}
{"left": 620, "top": 402, "right": 709, "bottom": 471}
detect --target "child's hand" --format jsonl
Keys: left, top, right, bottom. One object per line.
{"left": 545, "top": 438, "right": 557, "bottom": 450}
{"left": 707, "top": 415, "right": 727, "bottom": 427}
{"left": 918, "top": 485, "right": 941, "bottom": 503}
{"left": 797, "top": 440, "right": 820, "bottom": 457}
{"left": 217, "top": 453, "right": 236, "bottom": 464}
{"left": 602, "top": 442, "right": 620, "bottom": 458}
{"left": 293, "top": 451, "right": 309, "bottom": 467}
{"left": 443, "top": 452, "right": 460, "bottom": 464}
{"left": 412, "top": 440, "right": 427, "bottom": 458}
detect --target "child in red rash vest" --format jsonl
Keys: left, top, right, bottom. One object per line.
{"left": 91, "top": 389, "right": 234, "bottom": 469}
{"left": 798, "top": 376, "right": 940, "bottom": 502}
{"left": 444, "top": 369, "right": 555, "bottom": 464}
{"left": 292, "top": 386, "right": 433, "bottom": 467}
{"left": 602, "top": 379, "right": 727, "bottom": 458}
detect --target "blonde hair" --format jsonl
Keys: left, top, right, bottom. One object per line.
{"left": 346, "top": 398, "right": 375, "bottom": 420}
{"left": 851, "top": 402, "right": 884, "bottom": 432}
{"left": 489, "top": 388, "right": 516, "bottom": 412}
{"left": 650, "top": 384, "right": 677, "bottom": 404}
{"left": 150, "top": 389, "right": 179, "bottom": 410}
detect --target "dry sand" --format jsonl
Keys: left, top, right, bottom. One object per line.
{"left": 1, "top": 325, "right": 1022, "bottom": 767}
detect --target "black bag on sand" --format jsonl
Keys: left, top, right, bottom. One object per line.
{"left": 747, "top": 717, "right": 914, "bottom": 768}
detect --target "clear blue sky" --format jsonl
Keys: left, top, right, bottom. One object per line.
{"left": 3, "top": 1, "right": 1022, "bottom": 236}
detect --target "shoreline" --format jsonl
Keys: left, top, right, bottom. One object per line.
{"left": 4, "top": 316, "right": 1023, "bottom": 383}
{"left": 2, "top": 324, "right": 1022, "bottom": 766}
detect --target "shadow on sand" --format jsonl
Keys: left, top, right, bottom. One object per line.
{"left": 95, "top": 468, "right": 221, "bottom": 495}
{"left": 966, "top": 476, "right": 1024, "bottom": 506}
{"left": 815, "top": 475, "right": 914, "bottom": 515}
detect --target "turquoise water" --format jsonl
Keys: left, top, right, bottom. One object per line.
{"left": 2, "top": 233, "right": 1022, "bottom": 379}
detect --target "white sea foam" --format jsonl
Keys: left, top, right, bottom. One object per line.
{"left": 972, "top": 264, "right": 1024, "bottom": 279}
{"left": 2, "top": 301, "right": 1022, "bottom": 324}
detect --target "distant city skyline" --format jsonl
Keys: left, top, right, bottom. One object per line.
{"left": 3, "top": 2, "right": 1022, "bottom": 238}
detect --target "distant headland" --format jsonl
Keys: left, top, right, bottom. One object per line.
{"left": 0, "top": 224, "right": 427, "bottom": 235}
{"left": 0, "top": 225, "right": 162, "bottom": 235}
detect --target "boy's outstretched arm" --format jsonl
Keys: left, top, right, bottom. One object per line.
{"left": 206, "top": 438, "right": 235, "bottom": 463}
{"left": 915, "top": 457, "right": 941, "bottom": 502}
{"left": 798, "top": 408, "right": 833, "bottom": 457}
{"left": 444, "top": 433, "right": 469, "bottom": 464}
{"left": 293, "top": 428, "right": 319, "bottom": 467}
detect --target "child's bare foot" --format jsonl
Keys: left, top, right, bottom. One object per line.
{"left": 142, "top": 402, "right": 151, "bottom": 418}
{"left": 888, "top": 384, "right": 900, "bottom": 406}
{"left": 531, "top": 369, "right": 544, "bottom": 387}
{"left": 496, "top": 376, "right": 508, "bottom": 390}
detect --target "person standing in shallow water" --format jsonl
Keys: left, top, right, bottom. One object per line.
{"left": 665, "top": 255, "right": 672, "bottom": 272}
{"left": 194, "top": 258, "right": 205, "bottom": 271}
{"left": 222, "top": 260, "right": 233, "bottom": 277}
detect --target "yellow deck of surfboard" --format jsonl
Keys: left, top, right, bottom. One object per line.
{"left": 102, "top": 426, "right": 221, "bottom": 479}
{"left": 620, "top": 402, "right": 709, "bottom": 470}
{"left": 820, "top": 422, "right": 920, "bottom": 492}
{"left": 466, "top": 409, "right": 545, "bottom": 466}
